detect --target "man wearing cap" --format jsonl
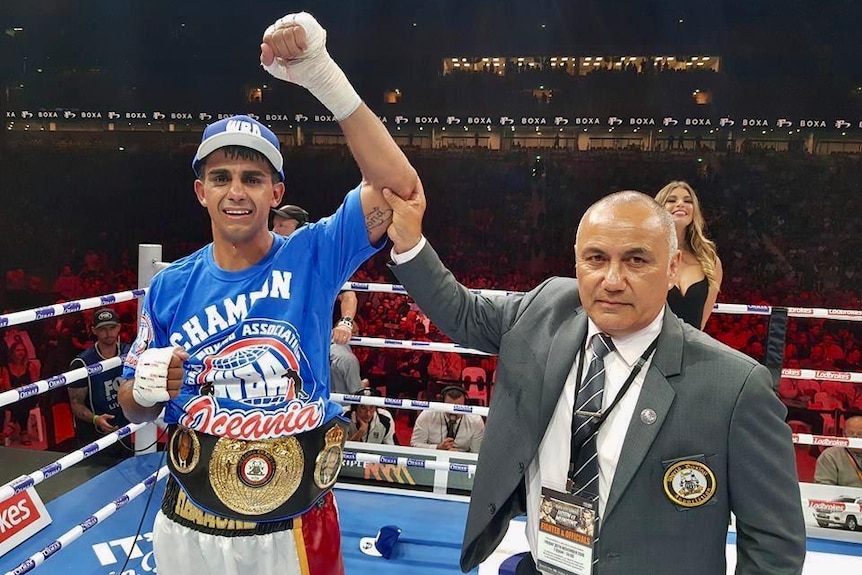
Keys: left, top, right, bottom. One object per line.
{"left": 269, "top": 203, "right": 359, "bottom": 347}
{"left": 347, "top": 387, "right": 396, "bottom": 444}
{"left": 118, "top": 10, "right": 419, "bottom": 575}
{"left": 410, "top": 385, "right": 484, "bottom": 453}
{"left": 68, "top": 308, "right": 132, "bottom": 460}
{"left": 271, "top": 204, "right": 310, "bottom": 237}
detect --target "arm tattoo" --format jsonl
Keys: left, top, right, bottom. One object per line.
{"left": 365, "top": 206, "right": 393, "bottom": 232}
{"left": 68, "top": 386, "right": 91, "bottom": 420}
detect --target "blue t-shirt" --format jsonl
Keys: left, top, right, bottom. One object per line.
{"left": 123, "top": 186, "right": 383, "bottom": 439}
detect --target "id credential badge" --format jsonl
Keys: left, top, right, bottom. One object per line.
{"left": 536, "top": 487, "right": 598, "bottom": 575}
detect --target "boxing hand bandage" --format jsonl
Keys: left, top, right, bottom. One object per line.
{"left": 261, "top": 12, "right": 361, "bottom": 121}
{"left": 133, "top": 347, "right": 176, "bottom": 408}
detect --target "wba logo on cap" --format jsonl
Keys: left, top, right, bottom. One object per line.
{"left": 225, "top": 119, "right": 262, "bottom": 136}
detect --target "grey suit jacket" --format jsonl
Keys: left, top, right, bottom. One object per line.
{"left": 390, "top": 243, "right": 806, "bottom": 575}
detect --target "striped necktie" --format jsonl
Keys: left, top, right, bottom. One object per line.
{"left": 570, "top": 333, "right": 615, "bottom": 498}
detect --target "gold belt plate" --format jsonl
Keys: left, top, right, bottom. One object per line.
{"left": 209, "top": 436, "right": 304, "bottom": 516}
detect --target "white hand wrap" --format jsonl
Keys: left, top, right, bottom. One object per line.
{"left": 132, "top": 347, "right": 175, "bottom": 408}
{"left": 261, "top": 12, "right": 362, "bottom": 121}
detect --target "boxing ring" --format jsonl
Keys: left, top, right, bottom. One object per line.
{"left": 1, "top": 244, "right": 861, "bottom": 574}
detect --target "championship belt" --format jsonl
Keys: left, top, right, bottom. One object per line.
{"left": 166, "top": 417, "right": 347, "bottom": 523}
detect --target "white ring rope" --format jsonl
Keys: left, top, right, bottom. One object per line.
{"left": 781, "top": 367, "right": 862, "bottom": 383}
{"left": 792, "top": 433, "right": 862, "bottom": 450}
{"left": 2, "top": 466, "right": 169, "bottom": 575}
{"left": 348, "top": 335, "right": 490, "bottom": 356}
{"left": 0, "top": 289, "right": 146, "bottom": 329}
{"left": 0, "top": 423, "right": 147, "bottom": 505}
{"left": 0, "top": 357, "right": 122, "bottom": 408}
{"left": 343, "top": 450, "right": 476, "bottom": 475}
{"left": 333, "top": 393, "right": 861, "bottom": 450}
{"left": 0, "top": 280, "right": 860, "bottom": 332}
{"left": 333, "top": 392, "right": 489, "bottom": 417}
{"left": 713, "top": 303, "right": 862, "bottom": 322}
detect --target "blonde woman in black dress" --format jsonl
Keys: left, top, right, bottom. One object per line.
{"left": 656, "top": 181, "right": 723, "bottom": 329}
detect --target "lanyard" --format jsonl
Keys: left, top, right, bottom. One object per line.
{"left": 568, "top": 335, "right": 659, "bottom": 482}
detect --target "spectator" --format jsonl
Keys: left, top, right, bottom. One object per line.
{"left": 270, "top": 204, "right": 309, "bottom": 237}
{"left": 347, "top": 387, "right": 396, "bottom": 444}
{"left": 330, "top": 319, "right": 363, "bottom": 396}
{"left": 410, "top": 385, "right": 484, "bottom": 453}
{"left": 427, "top": 350, "right": 464, "bottom": 382}
{"left": 655, "top": 181, "right": 723, "bottom": 329}
{"left": 2, "top": 341, "right": 41, "bottom": 446}
{"left": 53, "top": 264, "right": 82, "bottom": 300}
{"left": 814, "top": 416, "right": 862, "bottom": 487}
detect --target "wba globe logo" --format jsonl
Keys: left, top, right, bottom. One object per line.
{"left": 196, "top": 324, "right": 305, "bottom": 405}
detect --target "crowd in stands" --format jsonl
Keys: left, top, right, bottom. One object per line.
{"left": 1, "top": 140, "right": 860, "bottom": 480}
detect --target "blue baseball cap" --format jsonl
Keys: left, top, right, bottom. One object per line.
{"left": 192, "top": 115, "right": 284, "bottom": 180}
{"left": 359, "top": 525, "right": 402, "bottom": 560}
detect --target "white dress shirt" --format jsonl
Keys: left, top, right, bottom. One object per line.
{"left": 525, "top": 311, "right": 663, "bottom": 557}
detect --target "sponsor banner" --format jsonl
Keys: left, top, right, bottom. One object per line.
{"left": 0, "top": 488, "right": 52, "bottom": 558}
{"left": 780, "top": 368, "right": 862, "bottom": 383}
{"left": 814, "top": 370, "right": 852, "bottom": 381}
{"left": 827, "top": 309, "right": 862, "bottom": 318}
{"left": 792, "top": 433, "right": 862, "bottom": 449}
{"left": 10, "top": 110, "right": 862, "bottom": 131}
{"left": 787, "top": 307, "right": 814, "bottom": 315}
